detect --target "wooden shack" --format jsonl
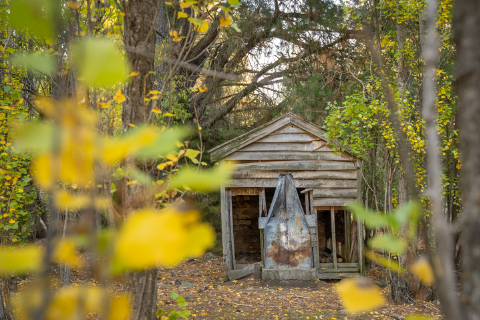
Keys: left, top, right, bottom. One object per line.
{"left": 208, "top": 112, "right": 364, "bottom": 280}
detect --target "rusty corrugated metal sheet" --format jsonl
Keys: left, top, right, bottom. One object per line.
{"left": 263, "top": 174, "right": 312, "bottom": 269}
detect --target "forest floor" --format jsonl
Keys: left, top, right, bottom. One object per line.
{"left": 154, "top": 256, "right": 443, "bottom": 320}
{"left": 11, "top": 250, "right": 443, "bottom": 320}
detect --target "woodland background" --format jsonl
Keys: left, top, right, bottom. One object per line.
{"left": 0, "top": 0, "right": 478, "bottom": 319}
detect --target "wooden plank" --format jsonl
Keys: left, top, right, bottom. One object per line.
{"left": 230, "top": 187, "right": 260, "bottom": 196}
{"left": 227, "top": 262, "right": 260, "bottom": 280}
{"left": 240, "top": 141, "right": 325, "bottom": 152}
{"left": 225, "top": 179, "right": 357, "bottom": 189}
{"left": 318, "top": 267, "right": 360, "bottom": 273}
{"left": 315, "top": 206, "right": 345, "bottom": 210}
{"left": 210, "top": 116, "right": 290, "bottom": 162}
{"left": 227, "top": 190, "right": 236, "bottom": 270}
{"left": 257, "top": 133, "right": 317, "bottom": 143}
{"left": 314, "top": 198, "right": 357, "bottom": 207}
{"left": 234, "top": 160, "right": 356, "bottom": 171}
{"left": 331, "top": 207, "right": 337, "bottom": 270}
{"left": 289, "top": 115, "right": 328, "bottom": 141}
{"left": 313, "top": 188, "right": 357, "bottom": 198}
{"left": 318, "top": 263, "right": 359, "bottom": 268}
{"left": 272, "top": 125, "right": 305, "bottom": 134}
{"left": 231, "top": 170, "right": 357, "bottom": 180}
{"left": 225, "top": 151, "right": 352, "bottom": 161}
{"left": 317, "top": 273, "right": 341, "bottom": 280}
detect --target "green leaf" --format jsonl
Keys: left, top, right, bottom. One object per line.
{"left": 169, "top": 291, "right": 179, "bottom": 300}
{"left": 185, "top": 149, "right": 200, "bottom": 159}
{"left": 125, "top": 167, "right": 152, "bottom": 186}
{"left": 231, "top": 23, "right": 241, "bottom": 32}
{"left": 176, "top": 296, "right": 186, "bottom": 304}
{"left": 133, "top": 128, "right": 188, "bottom": 159}
{"left": 177, "top": 310, "right": 191, "bottom": 319}
{"left": 11, "top": 52, "right": 57, "bottom": 75}
{"left": 13, "top": 122, "right": 55, "bottom": 153}
{"left": 348, "top": 202, "right": 394, "bottom": 229}
{"left": 169, "top": 162, "right": 231, "bottom": 192}
{"left": 227, "top": 0, "right": 240, "bottom": 7}
{"left": 156, "top": 309, "right": 164, "bottom": 317}
{"left": 393, "top": 201, "right": 419, "bottom": 226}
{"left": 368, "top": 234, "right": 407, "bottom": 254}
{"left": 9, "top": 0, "right": 62, "bottom": 44}
{"left": 188, "top": 18, "right": 205, "bottom": 26}
{"left": 71, "top": 37, "right": 130, "bottom": 87}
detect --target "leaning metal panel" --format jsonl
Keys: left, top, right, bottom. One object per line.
{"left": 263, "top": 174, "right": 312, "bottom": 269}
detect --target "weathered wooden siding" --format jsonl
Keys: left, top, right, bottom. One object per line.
{"left": 224, "top": 124, "right": 358, "bottom": 207}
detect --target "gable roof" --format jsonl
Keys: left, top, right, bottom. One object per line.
{"left": 208, "top": 112, "right": 358, "bottom": 163}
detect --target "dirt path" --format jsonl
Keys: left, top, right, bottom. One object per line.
{"left": 156, "top": 257, "right": 443, "bottom": 319}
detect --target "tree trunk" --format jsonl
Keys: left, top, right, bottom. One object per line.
{"left": 122, "top": 1, "right": 159, "bottom": 319}
{"left": 0, "top": 283, "right": 10, "bottom": 320}
{"left": 129, "top": 269, "right": 158, "bottom": 320}
{"left": 453, "top": 0, "right": 480, "bottom": 318}
{"left": 123, "top": 0, "right": 157, "bottom": 128}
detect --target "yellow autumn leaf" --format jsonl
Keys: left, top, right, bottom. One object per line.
{"left": 130, "top": 71, "right": 140, "bottom": 77}
{"left": 149, "top": 90, "right": 160, "bottom": 95}
{"left": 180, "top": 2, "right": 191, "bottom": 8}
{"left": 54, "top": 190, "right": 90, "bottom": 209}
{"left": 152, "top": 107, "right": 162, "bottom": 114}
{"left": 67, "top": 1, "right": 81, "bottom": 9}
{"left": 126, "top": 180, "right": 138, "bottom": 185}
{"left": 166, "top": 154, "right": 179, "bottom": 162}
{"left": 0, "top": 245, "right": 43, "bottom": 275}
{"left": 9, "top": 219, "right": 14, "bottom": 224}
{"left": 53, "top": 238, "right": 82, "bottom": 268}
{"left": 98, "top": 101, "right": 112, "bottom": 109}
{"left": 198, "top": 85, "right": 207, "bottom": 92}
{"left": 113, "top": 208, "right": 214, "bottom": 270}
{"left": 219, "top": 16, "right": 233, "bottom": 26}
{"left": 165, "top": 1, "right": 172, "bottom": 5}
{"left": 129, "top": 123, "right": 136, "bottom": 127}
{"left": 178, "top": 12, "right": 189, "bottom": 18}
{"left": 170, "top": 30, "right": 182, "bottom": 42}
{"left": 14, "top": 286, "right": 130, "bottom": 320}
{"left": 199, "top": 21, "right": 209, "bottom": 32}
{"left": 109, "top": 294, "right": 132, "bottom": 320}
{"left": 411, "top": 258, "right": 434, "bottom": 285}
{"left": 113, "top": 89, "right": 126, "bottom": 103}
{"left": 336, "top": 278, "right": 385, "bottom": 313}
{"left": 157, "top": 162, "right": 171, "bottom": 170}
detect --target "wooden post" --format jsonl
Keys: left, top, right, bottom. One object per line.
{"left": 305, "top": 192, "right": 310, "bottom": 215}
{"left": 310, "top": 191, "right": 319, "bottom": 271}
{"left": 227, "top": 190, "right": 236, "bottom": 270}
{"left": 259, "top": 188, "right": 265, "bottom": 267}
{"left": 331, "top": 207, "right": 337, "bottom": 270}
{"left": 357, "top": 159, "right": 365, "bottom": 275}
{"left": 357, "top": 216, "right": 364, "bottom": 275}
{"left": 221, "top": 186, "right": 233, "bottom": 270}
{"left": 309, "top": 191, "right": 314, "bottom": 219}
{"left": 345, "top": 210, "right": 351, "bottom": 263}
